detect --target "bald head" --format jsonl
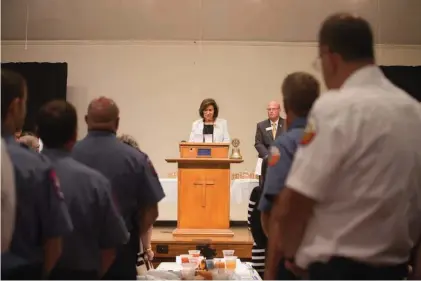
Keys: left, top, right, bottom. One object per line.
{"left": 86, "top": 97, "right": 120, "bottom": 132}
{"left": 267, "top": 100, "right": 281, "bottom": 122}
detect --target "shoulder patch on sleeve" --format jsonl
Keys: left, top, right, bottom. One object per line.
{"left": 49, "top": 170, "right": 64, "bottom": 200}
{"left": 301, "top": 117, "right": 317, "bottom": 145}
{"left": 268, "top": 145, "right": 281, "bottom": 166}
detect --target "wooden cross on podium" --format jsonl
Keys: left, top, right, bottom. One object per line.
{"left": 193, "top": 178, "right": 215, "bottom": 207}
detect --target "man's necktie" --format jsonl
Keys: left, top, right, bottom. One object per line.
{"left": 272, "top": 123, "right": 277, "bottom": 139}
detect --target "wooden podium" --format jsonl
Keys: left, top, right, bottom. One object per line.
{"left": 166, "top": 143, "right": 243, "bottom": 237}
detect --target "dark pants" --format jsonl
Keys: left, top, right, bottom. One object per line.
{"left": 1, "top": 263, "right": 43, "bottom": 280}
{"left": 49, "top": 268, "right": 98, "bottom": 280}
{"left": 308, "top": 256, "right": 408, "bottom": 280}
{"left": 102, "top": 229, "right": 139, "bottom": 280}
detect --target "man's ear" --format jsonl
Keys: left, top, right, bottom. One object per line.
{"left": 9, "top": 98, "right": 21, "bottom": 117}
{"left": 115, "top": 117, "right": 120, "bottom": 131}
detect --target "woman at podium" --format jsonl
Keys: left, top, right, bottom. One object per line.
{"left": 188, "top": 98, "right": 230, "bottom": 143}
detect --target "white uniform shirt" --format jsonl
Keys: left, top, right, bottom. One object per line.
{"left": 286, "top": 65, "right": 421, "bottom": 268}
{"left": 1, "top": 138, "right": 16, "bottom": 252}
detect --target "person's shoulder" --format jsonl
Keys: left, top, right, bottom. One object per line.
{"left": 116, "top": 141, "right": 150, "bottom": 164}
{"left": 257, "top": 119, "right": 268, "bottom": 127}
{"left": 61, "top": 157, "right": 110, "bottom": 190}
{"left": 274, "top": 131, "right": 295, "bottom": 147}
{"left": 8, "top": 143, "right": 53, "bottom": 182}
{"left": 250, "top": 185, "right": 262, "bottom": 200}
{"left": 215, "top": 118, "right": 227, "bottom": 125}
{"left": 72, "top": 137, "right": 88, "bottom": 151}
{"left": 192, "top": 119, "right": 202, "bottom": 126}
{"left": 309, "top": 89, "right": 357, "bottom": 122}
{"left": 285, "top": 126, "right": 305, "bottom": 141}
{"left": 8, "top": 142, "right": 50, "bottom": 168}
{"left": 71, "top": 159, "right": 111, "bottom": 188}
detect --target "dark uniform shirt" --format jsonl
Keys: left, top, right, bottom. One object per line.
{"left": 258, "top": 117, "right": 307, "bottom": 212}
{"left": 72, "top": 131, "right": 165, "bottom": 232}
{"left": 42, "top": 148, "right": 129, "bottom": 272}
{"left": 72, "top": 131, "right": 165, "bottom": 279}
{"left": 1, "top": 135, "right": 73, "bottom": 271}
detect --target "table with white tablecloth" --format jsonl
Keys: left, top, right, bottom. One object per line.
{"left": 157, "top": 178, "right": 259, "bottom": 221}
{"left": 153, "top": 257, "right": 262, "bottom": 280}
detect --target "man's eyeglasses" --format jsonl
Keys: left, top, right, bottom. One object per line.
{"left": 267, "top": 108, "right": 279, "bottom": 112}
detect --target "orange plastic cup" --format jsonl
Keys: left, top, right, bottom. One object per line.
{"left": 180, "top": 254, "right": 190, "bottom": 264}
{"left": 214, "top": 258, "right": 226, "bottom": 269}
{"left": 225, "top": 256, "right": 237, "bottom": 270}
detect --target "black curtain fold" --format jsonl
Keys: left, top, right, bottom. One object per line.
{"left": 1, "top": 62, "right": 68, "bottom": 132}
{"left": 380, "top": 65, "right": 421, "bottom": 102}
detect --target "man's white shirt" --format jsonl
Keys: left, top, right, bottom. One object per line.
{"left": 1, "top": 138, "right": 16, "bottom": 252}
{"left": 286, "top": 65, "right": 421, "bottom": 268}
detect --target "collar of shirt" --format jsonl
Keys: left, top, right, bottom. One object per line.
{"left": 270, "top": 119, "right": 278, "bottom": 127}
{"left": 87, "top": 130, "right": 116, "bottom": 138}
{"left": 341, "top": 65, "right": 383, "bottom": 90}
{"left": 288, "top": 117, "right": 307, "bottom": 130}
{"left": 42, "top": 148, "right": 71, "bottom": 160}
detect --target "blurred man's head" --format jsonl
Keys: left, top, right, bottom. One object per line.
{"left": 17, "top": 135, "right": 40, "bottom": 152}
{"left": 317, "top": 13, "right": 375, "bottom": 90}
{"left": 85, "top": 97, "right": 120, "bottom": 133}
{"left": 1, "top": 69, "right": 27, "bottom": 135}
{"left": 267, "top": 101, "right": 281, "bottom": 122}
{"left": 282, "top": 72, "right": 320, "bottom": 127}
{"left": 37, "top": 100, "right": 78, "bottom": 150}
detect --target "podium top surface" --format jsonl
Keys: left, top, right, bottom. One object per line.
{"left": 179, "top": 142, "right": 230, "bottom": 147}
{"left": 165, "top": 158, "right": 243, "bottom": 164}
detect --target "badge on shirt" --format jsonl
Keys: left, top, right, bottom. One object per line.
{"left": 268, "top": 146, "right": 281, "bottom": 166}
{"left": 49, "top": 169, "right": 64, "bottom": 200}
{"left": 301, "top": 117, "right": 317, "bottom": 145}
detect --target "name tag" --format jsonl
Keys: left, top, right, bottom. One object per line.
{"left": 265, "top": 127, "right": 272, "bottom": 131}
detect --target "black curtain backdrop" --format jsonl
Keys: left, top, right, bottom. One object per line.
{"left": 2, "top": 62, "right": 68, "bottom": 133}
{"left": 380, "top": 65, "right": 421, "bottom": 102}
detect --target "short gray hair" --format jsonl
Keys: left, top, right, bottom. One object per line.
{"left": 118, "top": 134, "right": 139, "bottom": 150}
{"left": 18, "top": 135, "right": 39, "bottom": 151}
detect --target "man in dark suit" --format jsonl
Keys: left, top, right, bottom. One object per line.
{"left": 254, "top": 101, "right": 285, "bottom": 159}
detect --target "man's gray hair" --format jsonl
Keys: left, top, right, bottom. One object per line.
{"left": 118, "top": 134, "right": 140, "bottom": 150}
{"left": 17, "top": 135, "right": 39, "bottom": 151}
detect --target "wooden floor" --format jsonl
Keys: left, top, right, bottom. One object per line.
{"left": 151, "top": 226, "right": 253, "bottom": 265}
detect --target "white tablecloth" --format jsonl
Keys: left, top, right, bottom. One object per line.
{"left": 156, "top": 259, "right": 261, "bottom": 280}
{"left": 157, "top": 178, "right": 259, "bottom": 221}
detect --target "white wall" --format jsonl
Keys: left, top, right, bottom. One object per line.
{"left": 2, "top": 41, "right": 421, "bottom": 177}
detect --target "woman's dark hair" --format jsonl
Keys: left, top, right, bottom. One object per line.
{"left": 199, "top": 98, "right": 219, "bottom": 119}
